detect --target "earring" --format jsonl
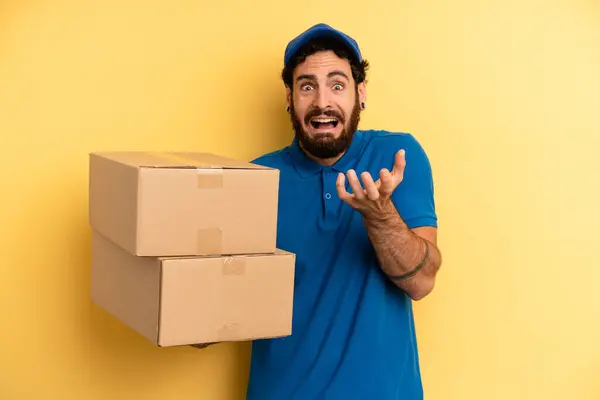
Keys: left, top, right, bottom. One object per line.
{"left": 361, "top": 102, "right": 366, "bottom": 110}
{"left": 286, "top": 106, "right": 290, "bottom": 113}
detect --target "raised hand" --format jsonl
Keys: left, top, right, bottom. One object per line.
{"left": 336, "top": 149, "right": 406, "bottom": 217}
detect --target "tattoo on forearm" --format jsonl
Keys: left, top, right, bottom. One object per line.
{"left": 362, "top": 199, "right": 441, "bottom": 296}
{"left": 386, "top": 238, "right": 430, "bottom": 281}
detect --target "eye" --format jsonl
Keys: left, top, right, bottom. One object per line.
{"left": 301, "top": 84, "right": 314, "bottom": 91}
{"left": 333, "top": 83, "right": 344, "bottom": 91}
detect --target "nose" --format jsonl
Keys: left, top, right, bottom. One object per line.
{"left": 314, "top": 87, "right": 331, "bottom": 110}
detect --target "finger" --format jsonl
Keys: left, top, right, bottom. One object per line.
{"left": 379, "top": 168, "right": 395, "bottom": 197}
{"left": 392, "top": 149, "right": 406, "bottom": 184}
{"left": 376, "top": 168, "right": 390, "bottom": 191}
{"left": 346, "top": 169, "right": 365, "bottom": 200}
{"left": 336, "top": 173, "right": 360, "bottom": 209}
{"left": 191, "top": 343, "right": 214, "bottom": 349}
{"left": 336, "top": 172, "right": 353, "bottom": 203}
{"left": 361, "top": 171, "right": 379, "bottom": 200}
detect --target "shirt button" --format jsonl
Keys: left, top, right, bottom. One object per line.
{"left": 325, "top": 193, "right": 332, "bottom": 200}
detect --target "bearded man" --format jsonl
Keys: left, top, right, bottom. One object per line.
{"left": 246, "top": 23, "right": 443, "bottom": 400}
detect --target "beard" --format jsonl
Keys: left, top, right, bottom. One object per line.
{"left": 290, "top": 94, "right": 362, "bottom": 160}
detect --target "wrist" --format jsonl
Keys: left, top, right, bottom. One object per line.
{"left": 362, "top": 198, "right": 401, "bottom": 227}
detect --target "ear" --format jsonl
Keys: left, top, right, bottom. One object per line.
{"left": 285, "top": 86, "right": 292, "bottom": 110}
{"left": 357, "top": 82, "right": 367, "bottom": 105}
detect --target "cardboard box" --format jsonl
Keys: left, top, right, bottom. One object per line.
{"left": 89, "top": 151, "right": 279, "bottom": 256}
{"left": 91, "top": 231, "right": 296, "bottom": 347}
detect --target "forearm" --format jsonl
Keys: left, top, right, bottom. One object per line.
{"left": 363, "top": 199, "right": 441, "bottom": 300}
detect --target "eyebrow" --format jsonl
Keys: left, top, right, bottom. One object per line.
{"left": 327, "top": 70, "right": 350, "bottom": 81}
{"left": 295, "top": 70, "right": 351, "bottom": 82}
{"left": 296, "top": 73, "right": 317, "bottom": 82}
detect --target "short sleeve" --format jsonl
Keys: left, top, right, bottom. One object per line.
{"left": 389, "top": 134, "right": 438, "bottom": 229}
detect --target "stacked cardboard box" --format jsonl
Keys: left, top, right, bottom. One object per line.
{"left": 88, "top": 151, "right": 295, "bottom": 347}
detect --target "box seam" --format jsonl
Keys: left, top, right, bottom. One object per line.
{"left": 157, "top": 259, "right": 164, "bottom": 346}
{"left": 135, "top": 167, "right": 142, "bottom": 254}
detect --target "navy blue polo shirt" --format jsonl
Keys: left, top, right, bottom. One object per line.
{"left": 246, "top": 129, "right": 437, "bottom": 400}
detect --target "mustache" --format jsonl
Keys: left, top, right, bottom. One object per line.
{"left": 304, "top": 107, "right": 344, "bottom": 125}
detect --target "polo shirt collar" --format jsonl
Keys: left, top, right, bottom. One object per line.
{"left": 289, "top": 131, "right": 365, "bottom": 178}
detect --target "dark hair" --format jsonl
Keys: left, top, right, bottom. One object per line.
{"left": 281, "top": 37, "right": 370, "bottom": 90}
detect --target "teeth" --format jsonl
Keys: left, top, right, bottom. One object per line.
{"left": 312, "top": 118, "right": 337, "bottom": 123}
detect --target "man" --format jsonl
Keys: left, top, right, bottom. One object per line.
{"left": 246, "top": 23, "right": 442, "bottom": 399}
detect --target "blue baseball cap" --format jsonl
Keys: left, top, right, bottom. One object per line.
{"left": 284, "top": 23, "right": 363, "bottom": 67}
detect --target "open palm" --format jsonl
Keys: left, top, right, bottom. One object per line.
{"left": 336, "top": 149, "right": 406, "bottom": 212}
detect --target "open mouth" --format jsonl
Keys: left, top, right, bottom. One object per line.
{"left": 310, "top": 117, "right": 339, "bottom": 130}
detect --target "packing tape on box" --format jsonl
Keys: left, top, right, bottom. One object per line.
{"left": 197, "top": 228, "right": 222, "bottom": 254}
{"left": 221, "top": 256, "right": 246, "bottom": 275}
{"left": 145, "top": 152, "right": 223, "bottom": 189}
{"left": 145, "top": 152, "right": 226, "bottom": 254}
{"left": 196, "top": 169, "right": 223, "bottom": 189}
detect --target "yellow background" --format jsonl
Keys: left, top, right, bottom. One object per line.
{"left": 1, "top": 0, "right": 599, "bottom": 399}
